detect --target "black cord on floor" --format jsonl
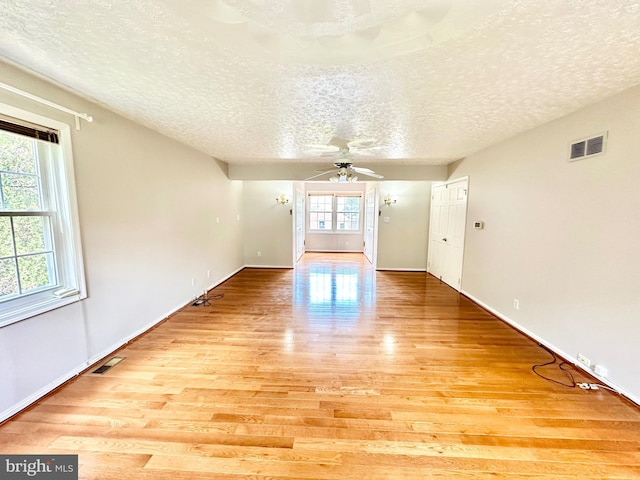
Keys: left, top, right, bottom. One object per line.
{"left": 532, "top": 344, "right": 576, "bottom": 388}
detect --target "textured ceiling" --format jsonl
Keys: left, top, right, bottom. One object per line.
{"left": 1, "top": 1, "right": 640, "bottom": 166}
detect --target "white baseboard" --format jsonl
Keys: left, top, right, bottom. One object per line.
{"left": 1, "top": 370, "right": 82, "bottom": 423}
{"left": 376, "top": 267, "right": 427, "bottom": 272}
{"left": 461, "top": 289, "right": 640, "bottom": 407}
{"left": 306, "top": 249, "right": 363, "bottom": 253}
{"left": 207, "top": 266, "right": 245, "bottom": 291}
{"left": 244, "top": 264, "right": 293, "bottom": 269}
{"left": 0, "top": 267, "right": 246, "bottom": 424}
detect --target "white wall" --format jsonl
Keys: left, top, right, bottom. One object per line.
{"left": 376, "top": 181, "right": 432, "bottom": 270}
{"left": 242, "top": 181, "right": 294, "bottom": 267}
{"left": 449, "top": 84, "right": 640, "bottom": 402}
{"left": 304, "top": 182, "right": 366, "bottom": 252}
{"left": 0, "top": 62, "right": 244, "bottom": 420}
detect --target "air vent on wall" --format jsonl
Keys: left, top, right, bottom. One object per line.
{"left": 569, "top": 132, "right": 607, "bottom": 161}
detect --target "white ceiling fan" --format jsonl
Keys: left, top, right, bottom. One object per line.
{"left": 306, "top": 160, "right": 384, "bottom": 182}
{"left": 306, "top": 137, "right": 381, "bottom": 157}
{"left": 305, "top": 137, "right": 384, "bottom": 182}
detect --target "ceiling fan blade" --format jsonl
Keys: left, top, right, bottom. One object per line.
{"left": 329, "top": 136, "right": 349, "bottom": 149}
{"left": 351, "top": 166, "right": 384, "bottom": 179}
{"left": 305, "top": 169, "right": 337, "bottom": 180}
{"left": 351, "top": 145, "right": 384, "bottom": 153}
{"left": 306, "top": 144, "right": 340, "bottom": 153}
{"left": 347, "top": 138, "right": 377, "bottom": 149}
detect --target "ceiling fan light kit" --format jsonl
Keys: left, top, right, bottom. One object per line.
{"left": 306, "top": 161, "right": 382, "bottom": 182}
{"left": 304, "top": 137, "right": 384, "bottom": 182}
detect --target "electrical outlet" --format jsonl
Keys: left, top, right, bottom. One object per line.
{"left": 191, "top": 278, "right": 196, "bottom": 287}
{"left": 576, "top": 353, "right": 591, "bottom": 368}
{"left": 594, "top": 365, "right": 608, "bottom": 377}
{"left": 257, "top": 251, "right": 261, "bottom": 257}
{"left": 513, "top": 298, "right": 519, "bottom": 310}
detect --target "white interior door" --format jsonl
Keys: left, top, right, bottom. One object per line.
{"left": 364, "top": 189, "right": 376, "bottom": 264}
{"left": 295, "top": 186, "right": 305, "bottom": 262}
{"left": 427, "top": 178, "right": 468, "bottom": 290}
{"left": 428, "top": 184, "right": 447, "bottom": 280}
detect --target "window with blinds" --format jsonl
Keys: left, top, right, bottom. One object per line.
{"left": 0, "top": 107, "right": 86, "bottom": 327}
{"left": 308, "top": 193, "right": 362, "bottom": 233}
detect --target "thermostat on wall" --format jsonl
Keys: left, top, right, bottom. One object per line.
{"left": 474, "top": 221, "right": 484, "bottom": 230}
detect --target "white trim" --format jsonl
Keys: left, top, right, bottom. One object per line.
{"left": 305, "top": 249, "right": 363, "bottom": 253}
{"left": 461, "top": 289, "right": 640, "bottom": 407}
{"left": 376, "top": 267, "right": 427, "bottom": 272}
{"left": 307, "top": 230, "right": 362, "bottom": 235}
{"left": 0, "top": 266, "right": 245, "bottom": 423}
{"left": 0, "top": 294, "right": 80, "bottom": 329}
{"left": 207, "top": 266, "right": 245, "bottom": 291}
{"left": 244, "top": 264, "right": 293, "bottom": 269}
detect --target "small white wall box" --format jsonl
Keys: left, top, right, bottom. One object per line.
{"left": 474, "top": 221, "right": 484, "bottom": 229}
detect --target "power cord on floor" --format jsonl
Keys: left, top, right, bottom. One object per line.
{"left": 576, "top": 382, "right": 618, "bottom": 392}
{"left": 192, "top": 292, "right": 224, "bottom": 306}
{"left": 532, "top": 344, "right": 621, "bottom": 395}
{"left": 532, "top": 344, "right": 576, "bottom": 388}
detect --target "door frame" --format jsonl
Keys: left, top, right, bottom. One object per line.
{"left": 363, "top": 186, "right": 379, "bottom": 267}
{"left": 293, "top": 183, "right": 306, "bottom": 264}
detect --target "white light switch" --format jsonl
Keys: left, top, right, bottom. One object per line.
{"left": 383, "top": 217, "right": 390, "bottom": 223}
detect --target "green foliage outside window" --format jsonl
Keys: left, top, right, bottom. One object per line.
{"left": 0, "top": 132, "right": 55, "bottom": 299}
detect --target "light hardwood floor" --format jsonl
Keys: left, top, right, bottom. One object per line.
{"left": 1, "top": 252, "right": 639, "bottom": 479}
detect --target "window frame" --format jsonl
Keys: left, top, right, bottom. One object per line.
{"left": 0, "top": 103, "right": 87, "bottom": 327}
{"left": 307, "top": 193, "right": 334, "bottom": 232}
{"left": 307, "top": 192, "right": 363, "bottom": 234}
{"left": 334, "top": 194, "right": 361, "bottom": 232}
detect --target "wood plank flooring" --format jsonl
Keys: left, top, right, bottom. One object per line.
{"left": 1, "top": 252, "right": 639, "bottom": 479}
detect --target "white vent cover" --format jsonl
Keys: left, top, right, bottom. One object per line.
{"left": 569, "top": 132, "right": 607, "bottom": 161}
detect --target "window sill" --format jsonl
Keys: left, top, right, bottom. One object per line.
{"left": 308, "top": 230, "right": 363, "bottom": 235}
{"left": 0, "top": 291, "right": 84, "bottom": 328}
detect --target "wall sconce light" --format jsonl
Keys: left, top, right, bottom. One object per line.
{"left": 383, "top": 194, "right": 397, "bottom": 206}
{"left": 276, "top": 193, "right": 289, "bottom": 205}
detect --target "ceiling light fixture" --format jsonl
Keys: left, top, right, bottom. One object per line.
{"left": 329, "top": 172, "right": 358, "bottom": 183}
{"left": 329, "top": 164, "right": 359, "bottom": 183}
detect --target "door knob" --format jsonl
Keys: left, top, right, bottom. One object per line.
{"left": 442, "top": 238, "right": 447, "bottom": 242}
